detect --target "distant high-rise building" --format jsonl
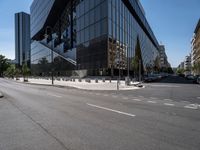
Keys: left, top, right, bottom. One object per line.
{"left": 15, "top": 12, "right": 30, "bottom": 67}
{"left": 159, "top": 45, "right": 169, "bottom": 68}
{"left": 184, "top": 54, "right": 192, "bottom": 75}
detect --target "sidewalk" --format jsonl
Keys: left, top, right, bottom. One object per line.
{"left": 17, "top": 78, "right": 143, "bottom": 91}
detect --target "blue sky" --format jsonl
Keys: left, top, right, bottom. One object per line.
{"left": 140, "top": 0, "right": 200, "bottom": 67}
{"left": 0, "top": 0, "right": 32, "bottom": 60}
{"left": 0, "top": 0, "right": 199, "bottom": 67}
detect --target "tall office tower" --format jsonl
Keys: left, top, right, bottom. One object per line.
{"left": 15, "top": 12, "right": 30, "bottom": 67}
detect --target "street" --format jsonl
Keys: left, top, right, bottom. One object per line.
{"left": 0, "top": 77, "right": 200, "bottom": 150}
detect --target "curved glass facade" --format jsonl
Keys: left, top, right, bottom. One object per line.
{"left": 30, "top": 0, "right": 160, "bottom": 76}
{"left": 30, "top": 0, "right": 55, "bottom": 38}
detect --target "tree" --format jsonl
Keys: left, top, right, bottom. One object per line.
{"left": 5, "top": 64, "right": 16, "bottom": 79}
{"left": 131, "top": 56, "right": 139, "bottom": 78}
{"left": 22, "top": 63, "right": 30, "bottom": 82}
{"left": 0, "top": 54, "right": 10, "bottom": 77}
{"left": 15, "top": 68, "right": 21, "bottom": 80}
{"left": 192, "top": 62, "right": 200, "bottom": 75}
{"left": 176, "top": 68, "right": 184, "bottom": 74}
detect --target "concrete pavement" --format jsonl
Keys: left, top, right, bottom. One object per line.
{"left": 0, "top": 78, "right": 200, "bottom": 150}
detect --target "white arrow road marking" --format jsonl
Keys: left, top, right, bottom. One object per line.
{"left": 184, "top": 104, "right": 198, "bottom": 110}
{"left": 87, "top": 103, "right": 136, "bottom": 117}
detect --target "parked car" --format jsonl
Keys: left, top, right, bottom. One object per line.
{"left": 185, "top": 75, "right": 195, "bottom": 80}
{"left": 197, "top": 76, "right": 200, "bottom": 84}
{"left": 144, "top": 74, "right": 159, "bottom": 82}
{"left": 178, "top": 73, "right": 185, "bottom": 77}
{"left": 193, "top": 75, "right": 200, "bottom": 83}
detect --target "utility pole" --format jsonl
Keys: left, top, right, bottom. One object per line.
{"left": 139, "top": 59, "right": 141, "bottom": 82}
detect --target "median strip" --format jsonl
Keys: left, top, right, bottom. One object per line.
{"left": 87, "top": 103, "right": 136, "bottom": 117}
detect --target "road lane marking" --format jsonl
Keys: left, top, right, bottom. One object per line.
{"left": 122, "top": 97, "right": 129, "bottom": 100}
{"left": 197, "top": 97, "right": 200, "bottom": 99}
{"left": 147, "top": 100, "right": 157, "bottom": 104}
{"left": 103, "top": 94, "right": 109, "bottom": 97}
{"left": 163, "top": 99, "right": 173, "bottom": 101}
{"left": 164, "top": 103, "right": 175, "bottom": 106}
{"left": 184, "top": 104, "right": 198, "bottom": 110}
{"left": 132, "top": 99, "right": 141, "bottom": 101}
{"left": 95, "top": 93, "right": 100, "bottom": 96}
{"left": 47, "top": 93, "right": 62, "bottom": 98}
{"left": 150, "top": 97, "right": 157, "bottom": 100}
{"left": 150, "top": 85, "right": 180, "bottom": 88}
{"left": 87, "top": 103, "right": 136, "bottom": 117}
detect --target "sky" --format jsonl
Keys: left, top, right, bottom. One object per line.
{"left": 140, "top": 0, "right": 200, "bottom": 67}
{"left": 0, "top": 0, "right": 32, "bottom": 60}
{"left": 0, "top": 0, "right": 199, "bottom": 67}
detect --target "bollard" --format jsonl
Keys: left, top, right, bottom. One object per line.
{"left": 95, "top": 79, "right": 98, "bottom": 83}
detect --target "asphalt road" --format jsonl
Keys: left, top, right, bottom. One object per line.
{"left": 0, "top": 77, "right": 200, "bottom": 150}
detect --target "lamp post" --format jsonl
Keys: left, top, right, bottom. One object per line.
{"left": 139, "top": 59, "right": 141, "bottom": 82}
{"left": 45, "top": 26, "right": 54, "bottom": 85}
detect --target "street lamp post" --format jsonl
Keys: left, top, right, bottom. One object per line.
{"left": 139, "top": 59, "right": 141, "bottom": 82}
{"left": 45, "top": 26, "right": 54, "bottom": 85}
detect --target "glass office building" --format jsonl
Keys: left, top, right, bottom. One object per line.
{"left": 30, "top": 0, "right": 159, "bottom": 76}
{"left": 15, "top": 12, "right": 31, "bottom": 67}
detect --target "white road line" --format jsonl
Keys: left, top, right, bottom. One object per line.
{"left": 197, "top": 97, "right": 200, "bottom": 99}
{"left": 147, "top": 100, "right": 157, "bottom": 104}
{"left": 150, "top": 97, "right": 157, "bottom": 100}
{"left": 164, "top": 103, "right": 175, "bottom": 106}
{"left": 122, "top": 97, "right": 129, "bottom": 100}
{"left": 184, "top": 104, "right": 198, "bottom": 110}
{"left": 87, "top": 103, "right": 136, "bottom": 117}
{"left": 164, "top": 99, "right": 173, "bottom": 101}
{"left": 132, "top": 99, "right": 141, "bottom": 102}
{"left": 47, "top": 94, "right": 62, "bottom": 98}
